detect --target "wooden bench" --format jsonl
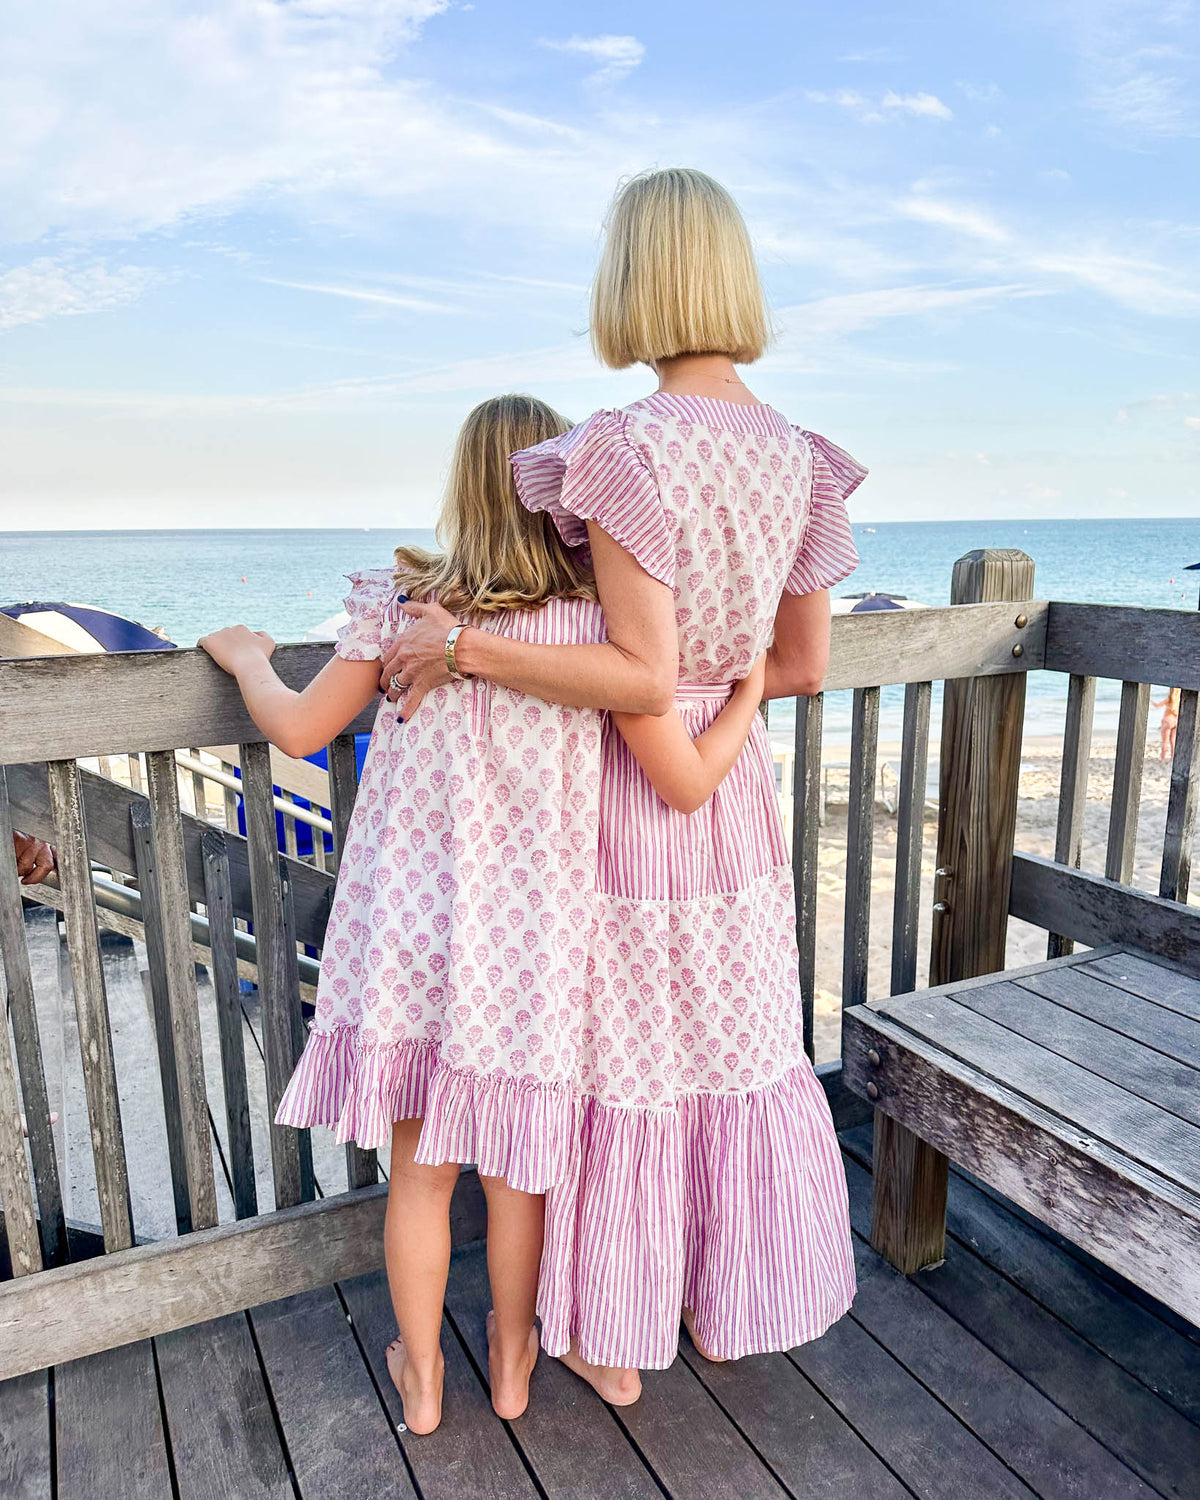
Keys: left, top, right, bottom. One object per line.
{"left": 843, "top": 942, "right": 1200, "bottom": 1326}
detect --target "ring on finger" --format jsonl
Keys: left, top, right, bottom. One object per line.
{"left": 389, "top": 673, "right": 405, "bottom": 696}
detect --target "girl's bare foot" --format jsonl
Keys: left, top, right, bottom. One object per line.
{"left": 385, "top": 1336, "right": 444, "bottom": 1434}
{"left": 558, "top": 1338, "right": 642, "bottom": 1406}
{"left": 681, "top": 1306, "right": 728, "bottom": 1363}
{"left": 485, "top": 1309, "right": 539, "bottom": 1420}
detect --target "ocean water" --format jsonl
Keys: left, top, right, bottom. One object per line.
{"left": 3, "top": 519, "right": 1197, "bottom": 741}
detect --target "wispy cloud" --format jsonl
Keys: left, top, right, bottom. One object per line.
{"left": 258, "top": 278, "right": 459, "bottom": 314}
{"left": 773, "top": 282, "right": 1034, "bottom": 343}
{"left": 0, "top": 257, "right": 156, "bottom": 330}
{"left": 539, "top": 35, "right": 645, "bottom": 84}
{"left": 897, "top": 197, "right": 1012, "bottom": 243}
{"left": 1065, "top": 0, "right": 1199, "bottom": 138}
{"left": 806, "top": 88, "right": 953, "bottom": 123}
{"left": 1029, "top": 250, "right": 1200, "bottom": 315}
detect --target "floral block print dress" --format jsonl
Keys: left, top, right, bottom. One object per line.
{"left": 512, "top": 392, "right": 864, "bottom": 1367}
{"left": 275, "top": 572, "right": 607, "bottom": 1194}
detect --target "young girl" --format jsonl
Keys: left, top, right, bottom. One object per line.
{"left": 198, "top": 393, "right": 765, "bottom": 1435}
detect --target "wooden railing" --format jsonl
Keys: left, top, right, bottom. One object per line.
{"left": 2, "top": 548, "right": 1198, "bottom": 1381}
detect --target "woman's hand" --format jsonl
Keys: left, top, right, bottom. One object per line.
{"left": 379, "top": 601, "right": 461, "bottom": 717}
{"left": 14, "top": 831, "right": 55, "bottom": 885}
{"left": 197, "top": 626, "right": 276, "bottom": 677}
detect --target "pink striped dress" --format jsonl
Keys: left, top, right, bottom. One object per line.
{"left": 512, "top": 392, "right": 864, "bottom": 1368}
{"left": 275, "top": 574, "right": 607, "bottom": 1194}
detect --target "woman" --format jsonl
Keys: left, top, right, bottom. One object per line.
{"left": 383, "top": 168, "right": 861, "bottom": 1398}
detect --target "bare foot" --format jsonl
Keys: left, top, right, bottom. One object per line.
{"left": 558, "top": 1338, "right": 641, "bottom": 1406}
{"left": 681, "top": 1307, "right": 728, "bottom": 1364}
{"left": 485, "top": 1309, "right": 539, "bottom": 1420}
{"left": 385, "top": 1336, "right": 444, "bottom": 1435}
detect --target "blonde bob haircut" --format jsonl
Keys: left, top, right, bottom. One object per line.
{"left": 394, "top": 394, "right": 596, "bottom": 616}
{"left": 591, "top": 167, "right": 770, "bottom": 369}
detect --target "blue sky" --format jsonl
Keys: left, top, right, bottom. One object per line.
{"left": 1, "top": 0, "right": 1197, "bottom": 528}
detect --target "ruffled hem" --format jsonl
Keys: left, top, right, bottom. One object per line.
{"left": 510, "top": 411, "right": 676, "bottom": 588}
{"left": 536, "top": 1057, "right": 856, "bottom": 1368}
{"left": 334, "top": 567, "right": 400, "bottom": 662}
{"left": 274, "top": 1028, "right": 577, "bottom": 1194}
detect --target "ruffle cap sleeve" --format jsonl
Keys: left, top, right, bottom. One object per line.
{"left": 510, "top": 410, "right": 675, "bottom": 588}
{"left": 786, "top": 430, "right": 866, "bottom": 595}
{"left": 335, "top": 568, "right": 397, "bottom": 662}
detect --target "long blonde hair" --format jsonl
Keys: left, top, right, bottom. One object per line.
{"left": 590, "top": 167, "right": 770, "bottom": 370}
{"left": 394, "top": 395, "right": 596, "bottom": 615}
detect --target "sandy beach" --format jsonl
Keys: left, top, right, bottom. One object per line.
{"left": 806, "top": 732, "right": 1191, "bottom": 1063}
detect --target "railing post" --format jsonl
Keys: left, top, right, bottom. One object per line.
{"left": 871, "top": 548, "right": 1034, "bottom": 1274}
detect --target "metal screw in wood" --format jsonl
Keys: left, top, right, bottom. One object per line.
{"left": 868, "top": 1049, "right": 881, "bottom": 1067}
{"left": 1014, "top": 612, "right": 1028, "bottom": 628}
{"left": 932, "top": 901, "right": 949, "bottom": 914}
{"left": 1012, "top": 642, "right": 1024, "bottom": 657}
{"left": 866, "top": 1083, "right": 879, "bottom": 1100}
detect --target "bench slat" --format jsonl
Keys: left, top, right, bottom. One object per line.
{"left": 842, "top": 1007, "right": 1200, "bottom": 1325}
{"left": 868, "top": 983, "right": 1200, "bottom": 1192}
{"left": 1016, "top": 965, "right": 1200, "bottom": 1070}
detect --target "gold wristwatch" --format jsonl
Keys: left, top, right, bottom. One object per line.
{"left": 444, "top": 624, "right": 471, "bottom": 681}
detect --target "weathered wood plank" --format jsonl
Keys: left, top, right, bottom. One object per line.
{"left": 0, "top": 772, "right": 63, "bottom": 1267}
{"left": 0, "top": 606, "right": 1043, "bottom": 768}
{"left": 1159, "top": 686, "right": 1199, "bottom": 903}
{"left": 0, "top": 1185, "right": 383, "bottom": 1380}
{"left": 874, "top": 983, "right": 1200, "bottom": 1189}
{"left": 890, "top": 679, "right": 930, "bottom": 996}
{"left": 1079, "top": 949, "right": 1200, "bottom": 1021}
{"left": 842, "top": 686, "right": 878, "bottom": 1026}
{"left": 953, "top": 978, "right": 1200, "bottom": 1127}
{"left": 875, "top": 550, "right": 1033, "bottom": 1277}
{"left": 0, "top": 645, "right": 376, "bottom": 766}
{"left": 678, "top": 1340, "right": 908, "bottom": 1500}
{"left": 843, "top": 1008, "right": 1200, "bottom": 1323}
{"left": 824, "top": 597, "right": 1046, "bottom": 690}
{"left": 1048, "top": 672, "right": 1096, "bottom": 960}
{"left": 0, "top": 952, "right": 42, "bottom": 1278}
{"left": 327, "top": 732, "right": 377, "bottom": 1191}
{"left": 201, "top": 831, "right": 257, "bottom": 1220}
{"left": 907, "top": 1206, "right": 1200, "bottom": 1500}
{"left": 155, "top": 1314, "right": 291, "bottom": 1499}
{"left": 790, "top": 1306, "right": 1037, "bottom": 1500}
{"left": 1010, "top": 853, "right": 1200, "bottom": 969}
{"left": 342, "top": 1264, "right": 541, "bottom": 1500}
{"left": 0, "top": 1370, "right": 51, "bottom": 1500}
{"left": 277, "top": 859, "right": 316, "bottom": 1205}
{"left": 240, "top": 742, "right": 306, "bottom": 1211}
{"left": 0, "top": 1166, "right": 484, "bottom": 1380}
{"left": 442, "top": 1243, "right": 661, "bottom": 1500}
{"left": 861, "top": 1139, "right": 1200, "bottom": 1427}
{"left": 55, "top": 1341, "right": 172, "bottom": 1500}
{"left": 6, "top": 761, "right": 335, "bottom": 951}
{"left": 1016, "top": 965, "right": 1200, "bottom": 1071}
{"left": 144, "top": 751, "right": 219, "bottom": 1230}
{"left": 251, "top": 1286, "right": 416, "bottom": 1499}
{"left": 792, "top": 692, "right": 822, "bottom": 1062}
{"left": 870, "top": 1103, "right": 946, "bottom": 1275}
{"left": 1044, "top": 602, "right": 1200, "bottom": 691}
{"left": 1106, "top": 681, "right": 1150, "bottom": 884}
{"left": 46, "top": 760, "right": 133, "bottom": 1253}
{"left": 130, "top": 801, "right": 192, "bottom": 1237}
{"left": 931, "top": 548, "right": 1033, "bottom": 986}
{"left": 841, "top": 1159, "right": 1170, "bottom": 1500}
{"left": 618, "top": 1356, "right": 790, "bottom": 1500}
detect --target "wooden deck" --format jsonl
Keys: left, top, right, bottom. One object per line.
{"left": 4, "top": 1129, "right": 1197, "bottom": 1500}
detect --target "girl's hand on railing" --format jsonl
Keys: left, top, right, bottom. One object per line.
{"left": 197, "top": 626, "right": 277, "bottom": 675}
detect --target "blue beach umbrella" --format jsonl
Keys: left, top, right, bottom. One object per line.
{"left": 0, "top": 601, "right": 175, "bottom": 653}
{"left": 1186, "top": 562, "right": 1200, "bottom": 610}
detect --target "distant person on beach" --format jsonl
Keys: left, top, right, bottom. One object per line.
{"left": 198, "top": 393, "right": 766, "bottom": 1434}
{"left": 1154, "top": 686, "right": 1181, "bottom": 760}
{"left": 12, "top": 831, "right": 54, "bottom": 884}
{"left": 381, "top": 168, "right": 859, "bottom": 1406}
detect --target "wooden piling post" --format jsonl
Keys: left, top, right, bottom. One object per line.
{"left": 871, "top": 548, "right": 1034, "bottom": 1274}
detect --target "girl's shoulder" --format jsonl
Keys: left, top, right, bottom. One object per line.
{"left": 335, "top": 567, "right": 404, "bottom": 662}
